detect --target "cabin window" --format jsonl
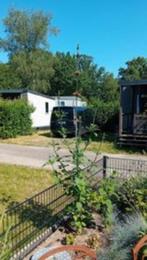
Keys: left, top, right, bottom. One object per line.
{"left": 45, "top": 102, "right": 49, "bottom": 113}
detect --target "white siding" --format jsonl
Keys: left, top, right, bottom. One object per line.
{"left": 20, "top": 93, "right": 86, "bottom": 128}
{"left": 55, "top": 97, "right": 86, "bottom": 107}
{"left": 22, "top": 92, "right": 55, "bottom": 128}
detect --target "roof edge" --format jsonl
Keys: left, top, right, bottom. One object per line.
{"left": 120, "top": 79, "right": 147, "bottom": 86}
{"left": 0, "top": 88, "right": 55, "bottom": 100}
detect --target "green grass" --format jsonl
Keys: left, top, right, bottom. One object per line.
{"left": 1, "top": 131, "right": 146, "bottom": 155}
{"left": 0, "top": 164, "right": 53, "bottom": 214}
{"left": 87, "top": 133, "right": 147, "bottom": 154}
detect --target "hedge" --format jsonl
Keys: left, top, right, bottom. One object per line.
{"left": 0, "top": 99, "right": 34, "bottom": 138}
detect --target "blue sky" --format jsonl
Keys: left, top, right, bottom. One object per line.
{"left": 0, "top": 0, "right": 147, "bottom": 76}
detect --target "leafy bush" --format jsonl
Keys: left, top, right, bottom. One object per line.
{"left": 98, "top": 214, "right": 147, "bottom": 260}
{"left": 91, "top": 175, "right": 118, "bottom": 226}
{"left": 0, "top": 99, "right": 34, "bottom": 138}
{"left": 90, "top": 99, "right": 119, "bottom": 129}
{"left": 115, "top": 175, "right": 147, "bottom": 220}
{"left": 91, "top": 174, "right": 147, "bottom": 227}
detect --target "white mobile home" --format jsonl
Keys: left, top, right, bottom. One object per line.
{"left": 0, "top": 89, "right": 87, "bottom": 128}
{"left": 0, "top": 89, "right": 55, "bottom": 128}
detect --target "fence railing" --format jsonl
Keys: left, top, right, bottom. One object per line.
{"left": 105, "top": 156, "right": 147, "bottom": 178}
{"left": 1, "top": 183, "right": 73, "bottom": 259}
{"left": 0, "top": 158, "right": 103, "bottom": 259}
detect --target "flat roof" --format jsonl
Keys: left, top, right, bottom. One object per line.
{"left": 0, "top": 89, "right": 84, "bottom": 100}
{"left": 120, "top": 80, "right": 147, "bottom": 86}
{"left": 52, "top": 96, "right": 83, "bottom": 100}
{"left": 0, "top": 89, "right": 55, "bottom": 100}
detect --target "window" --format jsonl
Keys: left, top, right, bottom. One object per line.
{"left": 45, "top": 102, "right": 49, "bottom": 113}
{"left": 60, "top": 101, "right": 65, "bottom": 106}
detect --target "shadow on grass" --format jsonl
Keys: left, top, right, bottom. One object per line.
{"left": 0, "top": 199, "right": 60, "bottom": 255}
{"left": 0, "top": 193, "right": 13, "bottom": 205}
{"left": 6, "top": 199, "right": 56, "bottom": 230}
{"left": 39, "top": 131, "right": 75, "bottom": 139}
{"left": 39, "top": 130, "right": 147, "bottom": 154}
{"left": 38, "top": 131, "right": 52, "bottom": 138}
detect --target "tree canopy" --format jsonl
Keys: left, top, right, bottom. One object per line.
{"left": 119, "top": 57, "right": 147, "bottom": 81}
{"left": 10, "top": 50, "right": 55, "bottom": 93}
{"left": 0, "top": 8, "right": 58, "bottom": 93}
{"left": 50, "top": 52, "right": 119, "bottom": 128}
{"left": 50, "top": 52, "right": 77, "bottom": 95}
{"left": 0, "top": 63, "right": 21, "bottom": 89}
{"left": 50, "top": 52, "right": 112, "bottom": 99}
{"left": 0, "top": 8, "right": 58, "bottom": 56}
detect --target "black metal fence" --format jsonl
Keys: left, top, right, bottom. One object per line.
{"left": 1, "top": 183, "right": 73, "bottom": 259}
{"left": 0, "top": 158, "right": 103, "bottom": 259}
{"left": 104, "top": 156, "right": 147, "bottom": 178}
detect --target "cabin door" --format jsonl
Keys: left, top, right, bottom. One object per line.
{"left": 121, "top": 86, "right": 133, "bottom": 134}
{"left": 133, "top": 86, "right": 147, "bottom": 134}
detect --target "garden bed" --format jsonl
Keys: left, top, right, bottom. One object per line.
{"left": 24, "top": 213, "right": 108, "bottom": 260}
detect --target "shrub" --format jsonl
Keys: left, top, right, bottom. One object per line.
{"left": 115, "top": 175, "right": 147, "bottom": 220}
{"left": 90, "top": 174, "right": 147, "bottom": 227}
{"left": 91, "top": 174, "right": 118, "bottom": 226}
{"left": 98, "top": 214, "right": 147, "bottom": 260}
{"left": 0, "top": 99, "right": 34, "bottom": 138}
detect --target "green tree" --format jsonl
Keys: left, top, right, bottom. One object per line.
{"left": 77, "top": 55, "right": 104, "bottom": 98}
{"left": 50, "top": 52, "right": 77, "bottom": 95}
{"left": 50, "top": 52, "right": 104, "bottom": 97}
{"left": 89, "top": 74, "right": 119, "bottom": 129}
{"left": 50, "top": 52, "right": 119, "bottom": 129}
{"left": 0, "top": 63, "right": 21, "bottom": 89}
{"left": 11, "top": 50, "right": 55, "bottom": 93}
{"left": 119, "top": 57, "right": 147, "bottom": 81}
{"left": 0, "top": 8, "right": 58, "bottom": 93}
{"left": 0, "top": 8, "right": 58, "bottom": 56}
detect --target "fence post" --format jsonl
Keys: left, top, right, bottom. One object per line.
{"left": 103, "top": 156, "right": 108, "bottom": 178}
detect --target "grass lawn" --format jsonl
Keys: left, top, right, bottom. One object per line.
{"left": 87, "top": 133, "right": 147, "bottom": 154}
{"left": 0, "top": 130, "right": 146, "bottom": 155}
{"left": 0, "top": 163, "right": 53, "bottom": 214}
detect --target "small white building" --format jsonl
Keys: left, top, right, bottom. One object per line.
{"left": 53, "top": 96, "right": 87, "bottom": 107}
{"left": 0, "top": 89, "right": 55, "bottom": 128}
{"left": 0, "top": 89, "right": 86, "bottom": 128}
{"left": 22, "top": 91, "right": 55, "bottom": 128}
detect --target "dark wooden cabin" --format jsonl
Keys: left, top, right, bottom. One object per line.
{"left": 119, "top": 80, "right": 147, "bottom": 147}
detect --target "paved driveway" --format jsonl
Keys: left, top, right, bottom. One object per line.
{"left": 0, "top": 143, "right": 147, "bottom": 169}
{"left": 0, "top": 143, "right": 54, "bottom": 168}
{"left": 0, "top": 143, "right": 98, "bottom": 169}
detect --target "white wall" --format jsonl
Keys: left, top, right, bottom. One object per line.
{"left": 21, "top": 93, "right": 86, "bottom": 128}
{"left": 55, "top": 97, "right": 86, "bottom": 107}
{"left": 22, "top": 92, "right": 55, "bottom": 128}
